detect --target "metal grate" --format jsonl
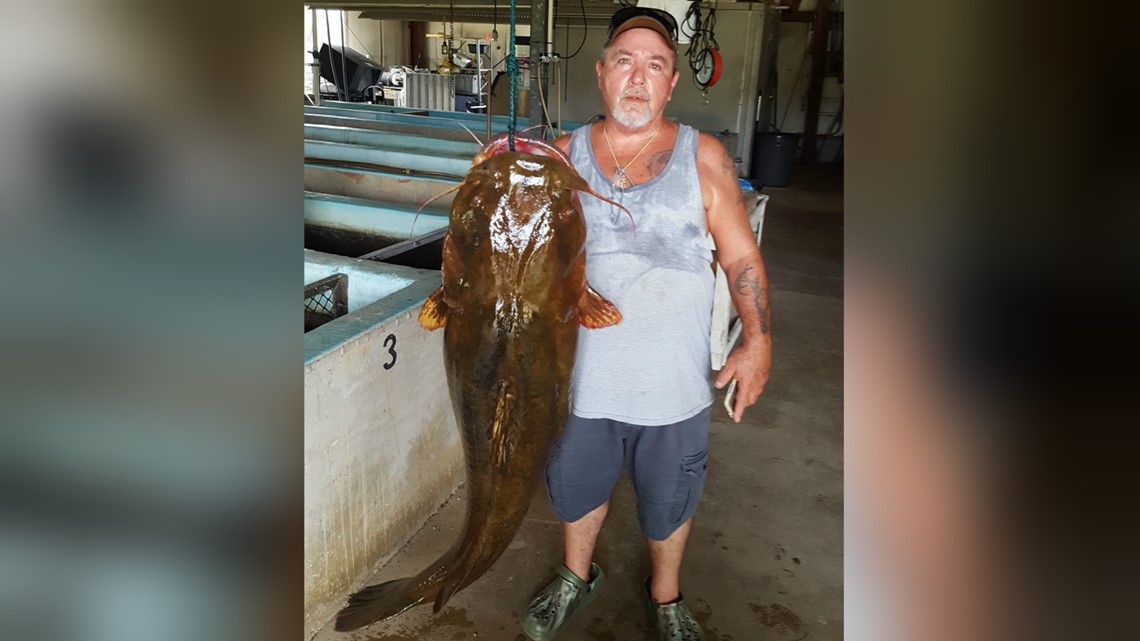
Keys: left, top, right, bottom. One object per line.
{"left": 304, "top": 273, "right": 348, "bottom": 333}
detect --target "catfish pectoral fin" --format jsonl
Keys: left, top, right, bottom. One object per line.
{"left": 418, "top": 286, "right": 449, "bottom": 330}
{"left": 333, "top": 576, "right": 425, "bottom": 631}
{"left": 578, "top": 286, "right": 622, "bottom": 329}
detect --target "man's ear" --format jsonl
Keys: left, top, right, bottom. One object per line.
{"left": 596, "top": 60, "right": 604, "bottom": 89}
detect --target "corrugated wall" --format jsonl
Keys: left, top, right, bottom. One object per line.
{"left": 400, "top": 72, "right": 455, "bottom": 110}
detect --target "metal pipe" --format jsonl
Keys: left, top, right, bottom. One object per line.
{"left": 305, "top": 113, "right": 501, "bottom": 142}
{"left": 303, "top": 140, "right": 473, "bottom": 177}
{"left": 316, "top": 99, "right": 514, "bottom": 124}
{"left": 304, "top": 192, "right": 450, "bottom": 238}
{"left": 311, "top": 7, "right": 321, "bottom": 105}
{"left": 547, "top": 0, "right": 555, "bottom": 56}
{"left": 304, "top": 123, "right": 482, "bottom": 156}
{"left": 529, "top": 0, "right": 548, "bottom": 129}
{"left": 305, "top": 104, "right": 530, "bottom": 132}
{"left": 304, "top": 106, "right": 588, "bottom": 134}
{"left": 340, "top": 11, "right": 348, "bottom": 101}
{"left": 304, "top": 163, "right": 460, "bottom": 210}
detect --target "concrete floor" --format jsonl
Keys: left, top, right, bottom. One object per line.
{"left": 313, "top": 164, "right": 843, "bottom": 641}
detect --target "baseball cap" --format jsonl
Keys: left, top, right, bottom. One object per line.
{"left": 605, "top": 6, "right": 679, "bottom": 51}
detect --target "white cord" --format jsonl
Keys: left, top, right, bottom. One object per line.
{"left": 537, "top": 60, "right": 554, "bottom": 138}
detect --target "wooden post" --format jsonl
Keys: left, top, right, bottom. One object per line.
{"left": 409, "top": 21, "right": 426, "bottom": 69}
{"left": 802, "top": 4, "right": 831, "bottom": 164}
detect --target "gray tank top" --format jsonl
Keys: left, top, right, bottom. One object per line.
{"left": 568, "top": 123, "right": 714, "bottom": 424}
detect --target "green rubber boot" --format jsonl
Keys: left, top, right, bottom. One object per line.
{"left": 520, "top": 563, "right": 605, "bottom": 641}
{"left": 644, "top": 577, "right": 706, "bottom": 641}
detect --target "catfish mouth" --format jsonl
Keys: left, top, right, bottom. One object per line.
{"left": 473, "top": 133, "right": 572, "bottom": 168}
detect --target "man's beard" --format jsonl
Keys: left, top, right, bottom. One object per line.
{"left": 609, "top": 87, "right": 654, "bottom": 128}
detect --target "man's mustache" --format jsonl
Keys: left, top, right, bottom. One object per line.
{"left": 619, "top": 87, "right": 651, "bottom": 101}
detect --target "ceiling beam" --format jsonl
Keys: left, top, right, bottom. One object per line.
{"left": 311, "top": 0, "right": 618, "bottom": 25}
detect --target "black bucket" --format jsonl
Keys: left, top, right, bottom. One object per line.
{"left": 751, "top": 132, "right": 800, "bottom": 188}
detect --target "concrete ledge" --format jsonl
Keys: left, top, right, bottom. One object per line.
{"left": 304, "top": 249, "right": 443, "bottom": 366}
{"left": 304, "top": 251, "right": 462, "bottom": 639}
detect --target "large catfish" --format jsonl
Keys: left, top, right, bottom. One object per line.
{"left": 334, "top": 133, "right": 626, "bottom": 631}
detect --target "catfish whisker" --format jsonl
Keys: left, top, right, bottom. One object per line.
{"left": 455, "top": 121, "right": 484, "bottom": 146}
{"left": 412, "top": 184, "right": 462, "bottom": 235}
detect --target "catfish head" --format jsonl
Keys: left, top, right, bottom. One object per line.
{"left": 419, "top": 133, "right": 627, "bottom": 332}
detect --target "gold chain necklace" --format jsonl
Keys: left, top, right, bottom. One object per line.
{"left": 602, "top": 123, "right": 659, "bottom": 189}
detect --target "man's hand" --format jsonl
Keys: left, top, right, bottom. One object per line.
{"left": 699, "top": 132, "right": 773, "bottom": 423}
{"left": 715, "top": 336, "right": 771, "bottom": 423}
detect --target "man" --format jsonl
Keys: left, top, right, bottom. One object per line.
{"left": 521, "top": 7, "right": 772, "bottom": 641}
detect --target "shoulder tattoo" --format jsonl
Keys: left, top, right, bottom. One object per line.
{"left": 647, "top": 150, "right": 672, "bottom": 178}
{"left": 721, "top": 152, "right": 737, "bottom": 178}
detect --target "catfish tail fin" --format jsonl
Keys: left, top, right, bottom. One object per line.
{"left": 333, "top": 529, "right": 494, "bottom": 628}
{"left": 333, "top": 575, "right": 427, "bottom": 631}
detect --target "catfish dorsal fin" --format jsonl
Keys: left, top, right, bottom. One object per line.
{"left": 578, "top": 286, "right": 622, "bottom": 329}
{"left": 418, "top": 286, "right": 448, "bottom": 330}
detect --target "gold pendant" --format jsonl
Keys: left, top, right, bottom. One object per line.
{"left": 615, "top": 169, "right": 630, "bottom": 189}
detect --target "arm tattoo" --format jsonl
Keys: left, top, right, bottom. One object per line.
{"left": 733, "top": 264, "right": 771, "bottom": 335}
{"left": 721, "top": 153, "right": 745, "bottom": 207}
{"left": 647, "top": 150, "right": 672, "bottom": 178}
{"left": 721, "top": 153, "right": 737, "bottom": 179}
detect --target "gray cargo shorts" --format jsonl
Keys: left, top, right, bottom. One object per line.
{"left": 544, "top": 407, "right": 711, "bottom": 541}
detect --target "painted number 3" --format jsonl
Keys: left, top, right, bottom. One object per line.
{"left": 383, "top": 334, "right": 397, "bottom": 370}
